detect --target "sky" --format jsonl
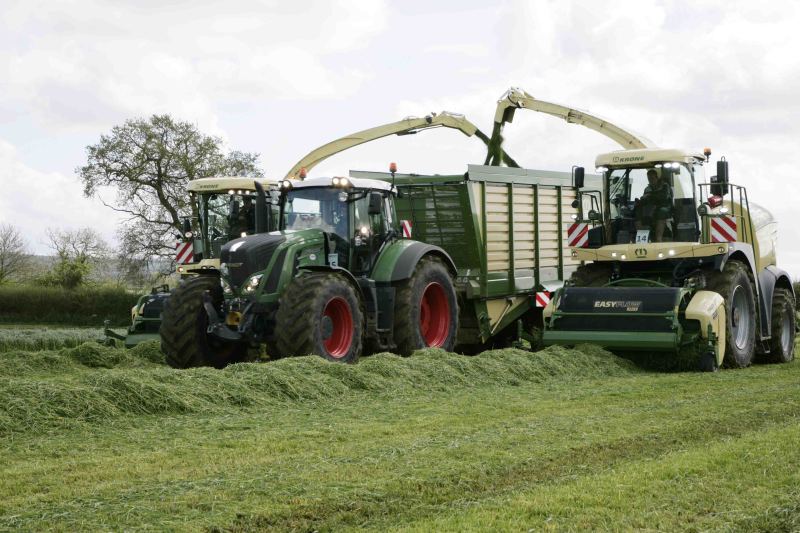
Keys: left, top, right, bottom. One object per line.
{"left": 1, "top": 0, "right": 799, "bottom": 274}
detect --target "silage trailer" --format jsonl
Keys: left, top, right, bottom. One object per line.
{"left": 352, "top": 164, "right": 599, "bottom": 350}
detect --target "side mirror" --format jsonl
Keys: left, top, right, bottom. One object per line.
{"left": 710, "top": 175, "right": 729, "bottom": 196}
{"left": 229, "top": 198, "right": 240, "bottom": 218}
{"left": 588, "top": 209, "right": 601, "bottom": 222}
{"left": 711, "top": 159, "right": 730, "bottom": 196}
{"left": 716, "top": 159, "right": 729, "bottom": 183}
{"left": 571, "top": 199, "right": 580, "bottom": 209}
{"left": 573, "top": 166, "right": 585, "bottom": 188}
{"left": 368, "top": 192, "right": 383, "bottom": 215}
{"left": 181, "top": 217, "right": 191, "bottom": 234}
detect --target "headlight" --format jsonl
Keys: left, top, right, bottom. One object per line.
{"left": 220, "top": 278, "right": 233, "bottom": 295}
{"left": 243, "top": 274, "right": 264, "bottom": 293}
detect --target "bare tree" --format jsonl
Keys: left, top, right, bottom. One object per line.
{"left": 0, "top": 223, "right": 29, "bottom": 284}
{"left": 46, "top": 227, "right": 110, "bottom": 263}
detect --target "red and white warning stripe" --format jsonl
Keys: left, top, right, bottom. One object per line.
{"left": 710, "top": 216, "right": 737, "bottom": 243}
{"left": 175, "top": 241, "right": 194, "bottom": 264}
{"left": 567, "top": 222, "right": 589, "bottom": 248}
{"left": 535, "top": 291, "right": 551, "bottom": 308}
{"left": 401, "top": 219, "right": 413, "bottom": 238}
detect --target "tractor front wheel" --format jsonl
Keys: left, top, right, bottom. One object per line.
{"left": 394, "top": 256, "right": 459, "bottom": 355}
{"left": 707, "top": 260, "right": 756, "bottom": 368}
{"left": 274, "top": 272, "right": 363, "bottom": 363}
{"left": 160, "top": 275, "right": 246, "bottom": 369}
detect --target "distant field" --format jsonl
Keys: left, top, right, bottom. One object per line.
{"left": 1, "top": 330, "right": 799, "bottom": 531}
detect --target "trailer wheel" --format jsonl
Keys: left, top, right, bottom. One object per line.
{"left": 394, "top": 256, "right": 458, "bottom": 355}
{"left": 707, "top": 260, "right": 756, "bottom": 368}
{"left": 765, "top": 287, "right": 796, "bottom": 363}
{"left": 274, "top": 272, "right": 363, "bottom": 363}
{"left": 160, "top": 275, "right": 246, "bottom": 369}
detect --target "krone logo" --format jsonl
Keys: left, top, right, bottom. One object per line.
{"left": 634, "top": 247, "right": 647, "bottom": 258}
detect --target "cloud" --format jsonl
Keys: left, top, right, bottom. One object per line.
{"left": 0, "top": 138, "right": 123, "bottom": 254}
{"left": 0, "top": 0, "right": 388, "bottom": 134}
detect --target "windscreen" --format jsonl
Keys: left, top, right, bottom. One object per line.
{"left": 606, "top": 164, "right": 698, "bottom": 244}
{"left": 283, "top": 187, "right": 349, "bottom": 240}
{"left": 198, "top": 192, "right": 258, "bottom": 257}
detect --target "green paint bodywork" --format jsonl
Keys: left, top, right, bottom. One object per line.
{"left": 370, "top": 239, "right": 421, "bottom": 282}
{"left": 244, "top": 229, "right": 326, "bottom": 304}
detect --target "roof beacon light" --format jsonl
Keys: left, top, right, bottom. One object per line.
{"left": 704, "top": 147, "right": 712, "bottom": 161}
{"left": 299, "top": 167, "right": 307, "bottom": 180}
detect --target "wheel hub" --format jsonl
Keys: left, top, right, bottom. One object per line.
{"left": 320, "top": 315, "right": 333, "bottom": 340}
{"left": 419, "top": 282, "right": 451, "bottom": 347}
{"left": 321, "top": 296, "right": 354, "bottom": 358}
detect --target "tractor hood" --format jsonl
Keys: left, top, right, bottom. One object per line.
{"left": 220, "top": 229, "right": 325, "bottom": 290}
{"left": 220, "top": 233, "right": 286, "bottom": 289}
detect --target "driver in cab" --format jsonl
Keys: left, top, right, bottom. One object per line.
{"left": 638, "top": 169, "right": 672, "bottom": 242}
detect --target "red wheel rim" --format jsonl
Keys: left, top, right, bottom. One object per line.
{"left": 322, "top": 297, "right": 353, "bottom": 358}
{"left": 419, "top": 282, "right": 451, "bottom": 347}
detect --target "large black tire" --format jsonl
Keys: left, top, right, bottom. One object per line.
{"left": 764, "top": 288, "right": 796, "bottom": 363}
{"left": 274, "top": 272, "right": 363, "bottom": 363}
{"left": 707, "top": 260, "right": 756, "bottom": 368}
{"left": 570, "top": 263, "right": 612, "bottom": 287}
{"left": 394, "top": 256, "right": 459, "bottom": 356}
{"left": 159, "top": 276, "right": 246, "bottom": 369}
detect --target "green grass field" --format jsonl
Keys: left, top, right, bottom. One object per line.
{"left": 1, "top": 331, "right": 799, "bottom": 531}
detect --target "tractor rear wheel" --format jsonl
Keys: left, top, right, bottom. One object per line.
{"left": 160, "top": 275, "right": 246, "bottom": 369}
{"left": 394, "top": 256, "right": 458, "bottom": 356}
{"left": 707, "top": 260, "right": 756, "bottom": 368}
{"left": 766, "top": 287, "right": 796, "bottom": 363}
{"left": 274, "top": 272, "right": 363, "bottom": 363}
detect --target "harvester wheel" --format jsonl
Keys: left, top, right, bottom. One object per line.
{"left": 765, "top": 287, "right": 796, "bottom": 363}
{"left": 160, "top": 275, "right": 246, "bottom": 369}
{"left": 707, "top": 260, "right": 756, "bottom": 368}
{"left": 274, "top": 272, "right": 363, "bottom": 363}
{"left": 394, "top": 256, "right": 458, "bottom": 356}
{"left": 570, "top": 263, "right": 612, "bottom": 287}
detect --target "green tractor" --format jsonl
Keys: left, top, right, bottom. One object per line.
{"left": 159, "top": 175, "right": 460, "bottom": 367}
{"left": 543, "top": 147, "right": 795, "bottom": 370}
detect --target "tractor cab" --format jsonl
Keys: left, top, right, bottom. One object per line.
{"left": 277, "top": 176, "right": 398, "bottom": 275}
{"left": 185, "top": 177, "right": 279, "bottom": 264}
{"left": 587, "top": 148, "right": 707, "bottom": 247}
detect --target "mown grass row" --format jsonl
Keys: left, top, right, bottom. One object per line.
{"left": 0, "top": 342, "right": 636, "bottom": 436}
{"left": 1, "top": 353, "right": 798, "bottom": 531}
{"left": 0, "top": 285, "right": 139, "bottom": 326}
{"left": 0, "top": 326, "right": 115, "bottom": 352}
